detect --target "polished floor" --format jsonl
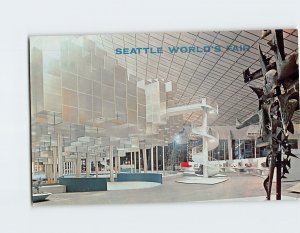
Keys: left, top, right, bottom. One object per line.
{"left": 33, "top": 172, "right": 300, "bottom": 206}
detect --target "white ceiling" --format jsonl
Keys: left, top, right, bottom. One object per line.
{"left": 96, "top": 29, "right": 299, "bottom": 126}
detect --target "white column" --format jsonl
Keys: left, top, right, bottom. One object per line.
{"left": 118, "top": 156, "right": 121, "bottom": 173}
{"left": 114, "top": 156, "right": 118, "bottom": 179}
{"left": 156, "top": 146, "right": 159, "bottom": 172}
{"left": 202, "top": 99, "right": 209, "bottom": 178}
{"left": 134, "top": 151, "right": 137, "bottom": 173}
{"left": 52, "top": 148, "right": 57, "bottom": 183}
{"left": 223, "top": 141, "right": 226, "bottom": 161}
{"left": 74, "top": 160, "right": 76, "bottom": 174}
{"left": 130, "top": 152, "right": 133, "bottom": 173}
{"left": 202, "top": 137, "right": 208, "bottom": 178}
{"left": 109, "top": 145, "right": 114, "bottom": 182}
{"left": 151, "top": 146, "right": 154, "bottom": 172}
{"left": 138, "top": 150, "right": 141, "bottom": 173}
{"left": 228, "top": 131, "right": 233, "bottom": 161}
{"left": 86, "top": 156, "right": 90, "bottom": 176}
{"left": 95, "top": 156, "right": 99, "bottom": 178}
{"left": 76, "top": 152, "right": 81, "bottom": 178}
{"left": 162, "top": 146, "right": 165, "bottom": 174}
{"left": 143, "top": 148, "right": 147, "bottom": 173}
{"left": 57, "top": 134, "right": 63, "bottom": 177}
{"left": 45, "top": 164, "right": 53, "bottom": 183}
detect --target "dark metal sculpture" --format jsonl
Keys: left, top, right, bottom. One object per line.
{"left": 237, "top": 29, "right": 299, "bottom": 200}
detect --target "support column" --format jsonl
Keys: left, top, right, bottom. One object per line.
{"left": 143, "top": 148, "right": 147, "bottom": 173}
{"left": 104, "top": 158, "right": 107, "bottom": 172}
{"left": 95, "top": 157, "right": 99, "bottom": 178}
{"left": 109, "top": 145, "right": 114, "bottom": 182}
{"left": 151, "top": 146, "right": 154, "bottom": 172}
{"left": 57, "top": 134, "right": 63, "bottom": 177}
{"left": 134, "top": 151, "right": 137, "bottom": 173}
{"left": 45, "top": 164, "right": 53, "bottom": 184}
{"left": 86, "top": 157, "right": 90, "bottom": 176}
{"left": 202, "top": 100, "right": 209, "bottom": 178}
{"left": 228, "top": 138, "right": 233, "bottom": 161}
{"left": 114, "top": 155, "right": 117, "bottom": 174}
{"left": 72, "top": 160, "right": 76, "bottom": 174}
{"left": 52, "top": 148, "right": 57, "bottom": 183}
{"left": 276, "top": 153, "right": 282, "bottom": 200}
{"left": 138, "top": 150, "right": 141, "bottom": 173}
{"left": 76, "top": 152, "right": 81, "bottom": 178}
{"left": 118, "top": 156, "right": 121, "bottom": 173}
{"left": 114, "top": 156, "right": 118, "bottom": 179}
{"left": 156, "top": 146, "right": 159, "bottom": 172}
{"left": 239, "top": 139, "right": 241, "bottom": 159}
{"left": 254, "top": 139, "right": 257, "bottom": 158}
{"left": 162, "top": 146, "right": 165, "bottom": 174}
{"left": 130, "top": 152, "right": 133, "bottom": 173}
{"left": 202, "top": 138, "right": 208, "bottom": 178}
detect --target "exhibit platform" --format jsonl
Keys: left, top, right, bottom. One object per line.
{"left": 107, "top": 181, "right": 161, "bottom": 190}
{"left": 176, "top": 176, "right": 228, "bottom": 184}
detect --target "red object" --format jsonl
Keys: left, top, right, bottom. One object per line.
{"left": 180, "top": 162, "right": 190, "bottom": 168}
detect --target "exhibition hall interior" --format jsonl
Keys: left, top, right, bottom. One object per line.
{"left": 30, "top": 29, "right": 300, "bottom": 205}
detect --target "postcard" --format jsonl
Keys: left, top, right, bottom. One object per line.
{"left": 29, "top": 29, "right": 300, "bottom": 205}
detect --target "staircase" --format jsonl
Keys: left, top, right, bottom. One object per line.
{"left": 189, "top": 98, "right": 220, "bottom": 177}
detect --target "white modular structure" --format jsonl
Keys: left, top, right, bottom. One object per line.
{"left": 30, "top": 36, "right": 189, "bottom": 182}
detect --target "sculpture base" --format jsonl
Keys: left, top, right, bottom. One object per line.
{"left": 32, "top": 193, "right": 51, "bottom": 202}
